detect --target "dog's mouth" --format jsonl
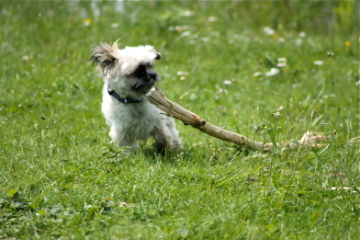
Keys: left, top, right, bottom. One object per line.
{"left": 129, "top": 66, "right": 159, "bottom": 94}
{"left": 131, "top": 79, "right": 156, "bottom": 94}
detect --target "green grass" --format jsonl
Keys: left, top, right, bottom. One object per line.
{"left": 1, "top": 1, "right": 359, "bottom": 239}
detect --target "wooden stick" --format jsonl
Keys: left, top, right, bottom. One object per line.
{"left": 147, "top": 88, "right": 332, "bottom": 151}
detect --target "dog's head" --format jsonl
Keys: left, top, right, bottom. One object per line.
{"left": 91, "top": 41, "right": 161, "bottom": 95}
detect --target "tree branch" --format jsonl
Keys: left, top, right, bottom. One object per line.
{"left": 147, "top": 88, "right": 342, "bottom": 152}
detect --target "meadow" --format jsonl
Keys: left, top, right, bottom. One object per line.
{"left": 0, "top": 1, "right": 359, "bottom": 239}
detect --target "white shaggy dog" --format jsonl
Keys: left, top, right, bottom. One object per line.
{"left": 91, "top": 41, "right": 181, "bottom": 153}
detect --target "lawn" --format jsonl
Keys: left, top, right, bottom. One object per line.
{"left": 0, "top": 1, "right": 359, "bottom": 239}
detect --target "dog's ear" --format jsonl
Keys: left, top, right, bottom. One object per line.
{"left": 90, "top": 42, "right": 119, "bottom": 73}
{"left": 155, "top": 52, "right": 161, "bottom": 60}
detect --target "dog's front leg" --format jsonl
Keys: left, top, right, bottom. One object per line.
{"left": 109, "top": 126, "right": 139, "bottom": 154}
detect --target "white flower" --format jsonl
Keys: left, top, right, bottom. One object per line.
{"left": 190, "top": 93, "right": 197, "bottom": 100}
{"left": 2, "top": 9, "right": 10, "bottom": 16}
{"left": 169, "top": 25, "right": 189, "bottom": 32}
{"left": 314, "top": 60, "right": 323, "bottom": 66}
{"left": 83, "top": 19, "right": 92, "bottom": 26}
{"left": 265, "top": 68, "right": 280, "bottom": 76}
{"left": 183, "top": 11, "right": 193, "bottom": 17}
{"left": 277, "top": 58, "right": 286, "bottom": 67}
{"left": 327, "top": 51, "right": 334, "bottom": 57}
{"left": 177, "top": 71, "right": 189, "bottom": 76}
{"left": 263, "top": 26, "right": 275, "bottom": 35}
{"left": 180, "top": 31, "right": 191, "bottom": 37}
{"left": 223, "top": 80, "right": 232, "bottom": 85}
{"left": 111, "top": 23, "right": 119, "bottom": 28}
{"left": 208, "top": 16, "right": 217, "bottom": 22}
{"left": 201, "top": 37, "right": 209, "bottom": 42}
{"left": 253, "top": 72, "right": 261, "bottom": 77}
{"left": 277, "top": 106, "right": 284, "bottom": 111}
{"left": 22, "top": 55, "right": 30, "bottom": 62}
{"left": 295, "top": 38, "right": 302, "bottom": 46}
{"left": 299, "top": 31, "right": 306, "bottom": 38}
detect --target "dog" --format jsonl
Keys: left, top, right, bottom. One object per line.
{"left": 90, "top": 41, "right": 181, "bottom": 153}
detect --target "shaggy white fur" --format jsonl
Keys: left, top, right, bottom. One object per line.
{"left": 91, "top": 42, "right": 181, "bottom": 153}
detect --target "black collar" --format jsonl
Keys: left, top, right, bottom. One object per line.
{"left": 108, "top": 90, "right": 143, "bottom": 104}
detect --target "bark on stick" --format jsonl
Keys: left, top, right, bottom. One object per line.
{"left": 147, "top": 88, "right": 334, "bottom": 151}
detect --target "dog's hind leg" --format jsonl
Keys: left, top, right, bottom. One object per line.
{"left": 153, "top": 129, "right": 170, "bottom": 153}
{"left": 152, "top": 119, "right": 181, "bottom": 153}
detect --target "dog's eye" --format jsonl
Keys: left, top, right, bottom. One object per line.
{"left": 134, "top": 65, "right": 146, "bottom": 76}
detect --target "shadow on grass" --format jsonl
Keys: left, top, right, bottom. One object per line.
{"left": 138, "top": 146, "right": 195, "bottom": 165}
{"left": 99, "top": 141, "right": 197, "bottom": 165}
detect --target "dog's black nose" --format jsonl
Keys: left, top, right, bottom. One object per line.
{"left": 148, "top": 72, "right": 158, "bottom": 80}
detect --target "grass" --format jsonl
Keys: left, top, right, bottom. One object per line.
{"left": 0, "top": 1, "right": 359, "bottom": 239}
